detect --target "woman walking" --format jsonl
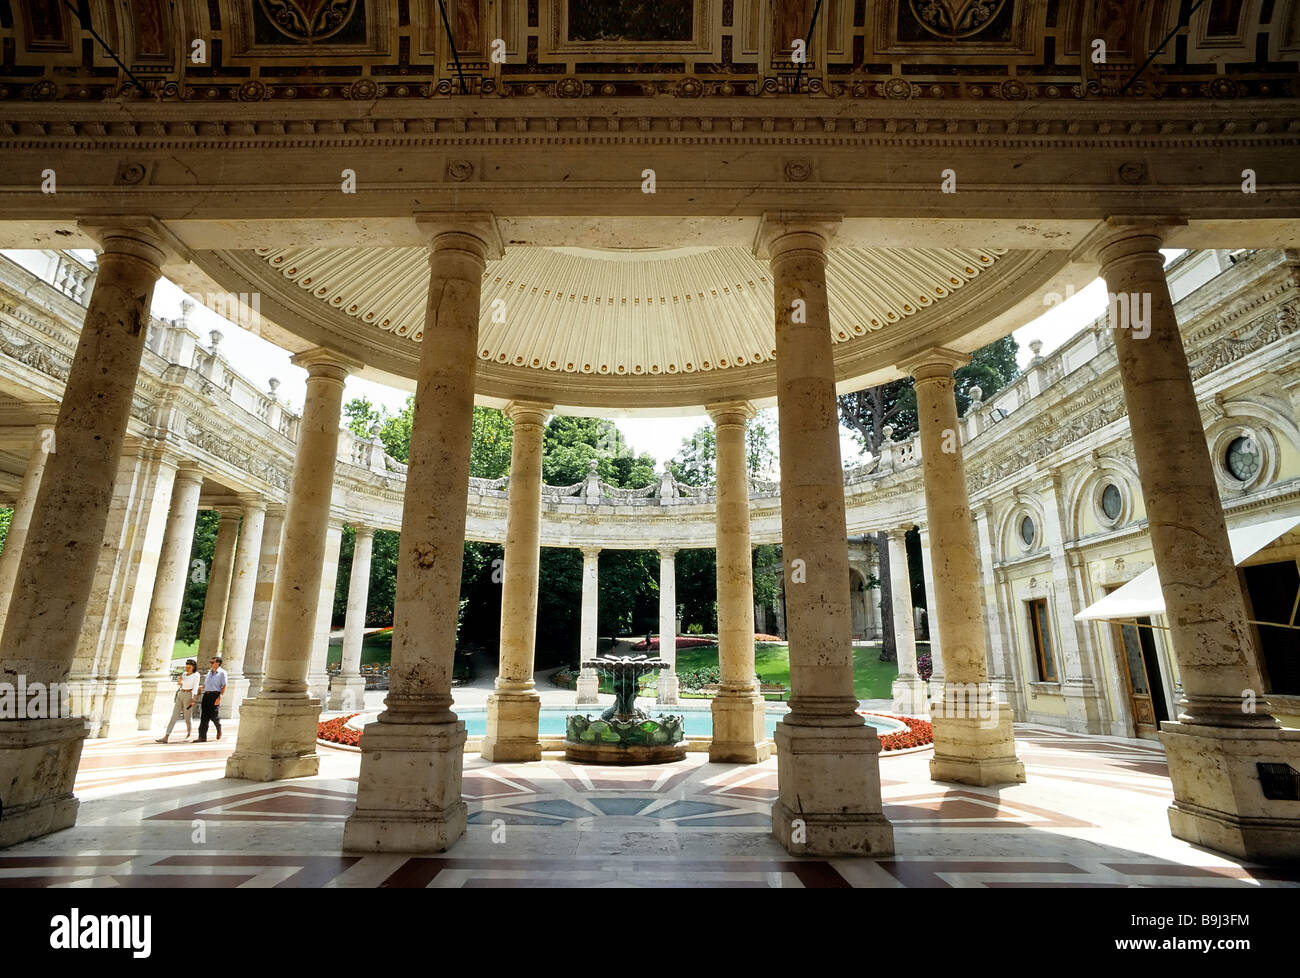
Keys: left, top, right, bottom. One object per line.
{"left": 155, "top": 659, "right": 201, "bottom": 743}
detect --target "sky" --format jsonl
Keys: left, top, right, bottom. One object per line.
{"left": 9, "top": 248, "right": 1160, "bottom": 471}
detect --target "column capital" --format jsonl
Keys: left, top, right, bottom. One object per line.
{"left": 213, "top": 503, "right": 244, "bottom": 519}
{"left": 706, "top": 400, "right": 756, "bottom": 426}
{"left": 413, "top": 211, "right": 504, "bottom": 261}
{"left": 290, "top": 346, "right": 363, "bottom": 380}
{"left": 885, "top": 524, "right": 915, "bottom": 541}
{"left": 349, "top": 522, "right": 377, "bottom": 539}
{"left": 76, "top": 215, "right": 190, "bottom": 267}
{"left": 752, "top": 211, "right": 842, "bottom": 260}
{"left": 658, "top": 546, "right": 679, "bottom": 560}
{"left": 237, "top": 493, "right": 268, "bottom": 514}
{"left": 174, "top": 465, "right": 205, "bottom": 488}
{"left": 899, "top": 347, "right": 969, "bottom": 382}
{"left": 503, "top": 399, "right": 552, "bottom": 426}
{"left": 1074, "top": 216, "right": 1188, "bottom": 266}
{"left": 579, "top": 546, "right": 602, "bottom": 560}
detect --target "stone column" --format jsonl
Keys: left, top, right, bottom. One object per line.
{"left": 307, "top": 520, "right": 344, "bottom": 702}
{"left": 483, "top": 400, "right": 550, "bottom": 761}
{"left": 0, "top": 221, "right": 168, "bottom": 848}
{"left": 887, "top": 527, "right": 927, "bottom": 716}
{"left": 656, "top": 547, "right": 679, "bottom": 706}
{"left": 197, "top": 509, "right": 240, "bottom": 668}
{"left": 242, "top": 507, "right": 284, "bottom": 701}
{"left": 0, "top": 418, "right": 57, "bottom": 627}
{"left": 917, "top": 526, "right": 944, "bottom": 690}
{"left": 218, "top": 496, "right": 267, "bottom": 719}
{"left": 906, "top": 350, "right": 1024, "bottom": 786}
{"left": 758, "top": 214, "right": 892, "bottom": 856}
{"left": 135, "top": 467, "right": 204, "bottom": 730}
{"left": 708, "top": 401, "right": 769, "bottom": 762}
{"left": 576, "top": 546, "right": 601, "bottom": 705}
{"left": 1096, "top": 222, "right": 1299, "bottom": 860}
{"left": 226, "top": 348, "right": 357, "bottom": 782}
{"left": 345, "top": 214, "right": 501, "bottom": 853}
{"left": 330, "top": 524, "right": 374, "bottom": 712}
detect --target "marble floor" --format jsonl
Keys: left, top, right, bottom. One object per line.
{"left": 4, "top": 722, "right": 1298, "bottom": 888}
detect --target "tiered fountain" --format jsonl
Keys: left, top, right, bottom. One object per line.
{"left": 565, "top": 654, "right": 687, "bottom": 764}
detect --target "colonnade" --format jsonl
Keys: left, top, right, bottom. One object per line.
{"left": 0, "top": 214, "right": 1295, "bottom": 862}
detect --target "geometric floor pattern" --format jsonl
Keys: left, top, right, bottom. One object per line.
{"left": 2, "top": 723, "right": 1298, "bottom": 888}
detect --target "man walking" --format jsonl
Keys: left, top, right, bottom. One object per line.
{"left": 197, "top": 656, "right": 228, "bottom": 742}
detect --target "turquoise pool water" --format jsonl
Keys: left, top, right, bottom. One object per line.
{"left": 450, "top": 707, "right": 907, "bottom": 738}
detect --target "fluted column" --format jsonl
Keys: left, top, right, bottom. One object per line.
{"left": 135, "top": 467, "right": 204, "bottom": 729}
{"left": 907, "top": 350, "right": 1024, "bottom": 787}
{"left": 887, "top": 527, "right": 927, "bottom": 716}
{"left": 758, "top": 214, "right": 892, "bottom": 856}
{"left": 708, "top": 401, "right": 769, "bottom": 762}
{"left": 226, "top": 348, "right": 358, "bottom": 782}
{"left": 0, "top": 221, "right": 169, "bottom": 848}
{"left": 218, "top": 496, "right": 267, "bottom": 718}
{"left": 242, "top": 508, "right": 284, "bottom": 701}
{"left": 656, "top": 547, "right": 679, "bottom": 706}
{"left": 330, "top": 524, "right": 374, "bottom": 712}
{"left": 197, "top": 508, "right": 240, "bottom": 666}
{"left": 1096, "top": 221, "right": 1299, "bottom": 860}
{"left": 0, "top": 416, "right": 57, "bottom": 628}
{"left": 483, "top": 400, "right": 550, "bottom": 761}
{"left": 307, "top": 520, "right": 344, "bottom": 702}
{"left": 345, "top": 214, "right": 501, "bottom": 853}
{"left": 575, "top": 546, "right": 601, "bottom": 705}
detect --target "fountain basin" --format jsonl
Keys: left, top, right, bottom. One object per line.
{"left": 565, "top": 713, "right": 688, "bottom": 764}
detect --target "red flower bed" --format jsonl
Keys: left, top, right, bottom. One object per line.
{"left": 318, "top": 713, "right": 362, "bottom": 747}
{"left": 863, "top": 712, "right": 934, "bottom": 752}
{"left": 754, "top": 633, "right": 784, "bottom": 643}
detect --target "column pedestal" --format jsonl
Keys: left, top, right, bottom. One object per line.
{"left": 656, "top": 672, "right": 680, "bottom": 706}
{"left": 343, "top": 719, "right": 468, "bottom": 852}
{"left": 224, "top": 695, "right": 321, "bottom": 781}
{"left": 481, "top": 691, "right": 543, "bottom": 762}
{"left": 0, "top": 717, "right": 87, "bottom": 848}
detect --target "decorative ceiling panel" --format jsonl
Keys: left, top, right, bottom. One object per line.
{"left": 252, "top": 243, "right": 1004, "bottom": 378}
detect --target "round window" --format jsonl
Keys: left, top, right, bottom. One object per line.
{"left": 1225, "top": 436, "right": 1260, "bottom": 482}
{"left": 1100, "top": 483, "right": 1122, "bottom": 521}
{"left": 1019, "top": 515, "right": 1036, "bottom": 547}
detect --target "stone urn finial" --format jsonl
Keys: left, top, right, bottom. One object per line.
{"left": 1029, "top": 339, "right": 1043, "bottom": 363}
{"left": 209, "top": 329, "right": 224, "bottom": 352}
{"left": 882, "top": 423, "right": 894, "bottom": 440}
{"left": 588, "top": 458, "right": 599, "bottom": 473}
{"left": 969, "top": 384, "right": 983, "bottom": 403}
{"left": 267, "top": 377, "right": 280, "bottom": 400}
{"left": 180, "top": 298, "right": 194, "bottom": 322}
{"left": 369, "top": 421, "right": 383, "bottom": 440}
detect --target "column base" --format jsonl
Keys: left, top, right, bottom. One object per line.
{"left": 224, "top": 694, "right": 321, "bottom": 781}
{"left": 770, "top": 714, "right": 894, "bottom": 856}
{"left": 891, "top": 676, "right": 930, "bottom": 716}
{"left": 327, "top": 676, "right": 367, "bottom": 712}
{"left": 244, "top": 674, "right": 264, "bottom": 701}
{"left": 480, "top": 689, "right": 542, "bottom": 762}
{"left": 306, "top": 671, "right": 330, "bottom": 705}
{"left": 0, "top": 717, "right": 87, "bottom": 848}
{"left": 575, "top": 667, "right": 599, "bottom": 706}
{"left": 97, "top": 677, "right": 144, "bottom": 739}
{"left": 218, "top": 676, "right": 250, "bottom": 719}
{"left": 134, "top": 674, "right": 174, "bottom": 731}
{"left": 1161, "top": 721, "right": 1300, "bottom": 862}
{"left": 710, "top": 687, "right": 772, "bottom": 763}
{"left": 343, "top": 716, "right": 468, "bottom": 853}
{"left": 656, "top": 671, "right": 680, "bottom": 707}
{"left": 929, "top": 690, "right": 1025, "bottom": 786}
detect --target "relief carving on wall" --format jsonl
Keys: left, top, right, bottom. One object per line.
{"left": 1189, "top": 300, "right": 1298, "bottom": 380}
{"left": 185, "top": 419, "right": 291, "bottom": 491}
{"left": 968, "top": 399, "right": 1128, "bottom": 492}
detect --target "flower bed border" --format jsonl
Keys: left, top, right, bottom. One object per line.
{"left": 319, "top": 710, "right": 934, "bottom": 753}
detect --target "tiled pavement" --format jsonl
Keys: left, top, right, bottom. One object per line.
{"left": 3, "top": 722, "right": 1298, "bottom": 888}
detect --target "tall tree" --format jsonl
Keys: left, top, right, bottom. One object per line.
{"left": 838, "top": 336, "right": 1020, "bottom": 661}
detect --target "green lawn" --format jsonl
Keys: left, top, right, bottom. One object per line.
{"left": 674, "top": 642, "right": 901, "bottom": 700}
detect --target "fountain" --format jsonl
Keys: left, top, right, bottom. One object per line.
{"left": 565, "top": 654, "right": 687, "bottom": 764}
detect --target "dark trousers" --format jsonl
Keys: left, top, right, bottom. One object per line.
{"left": 198, "top": 691, "right": 222, "bottom": 740}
